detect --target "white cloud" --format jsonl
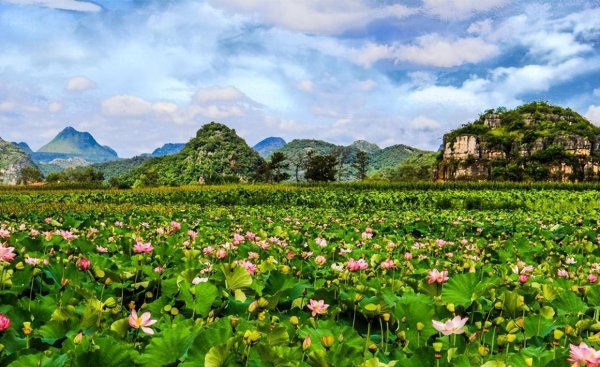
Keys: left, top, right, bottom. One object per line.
{"left": 594, "top": 88, "right": 600, "bottom": 97}
{"left": 467, "top": 19, "right": 493, "bottom": 35}
{"left": 423, "top": 0, "right": 511, "bottom": 20}
{"left": 48, "top": 101, "right": 63, "bottom": 113}
{"left": 356, "top": 79, "right": 376, "bottom": 92}
{"left": 410, "top": 116, "right": 441, "bottom": 132}
{"left": 67, "top": 76, "right": 96, "bottom": 91}
{"left": 2, "top": 0, "right": 101, "bottom": 12}
{"left": 101, "top": 95, "right": 153, "bottom": 117}
{"left": 194, "top": 86, "right": 246, "bottom": 103}
{"left": 297, "top": 80, "right": 314, "bottom": 92}
{"left": 207, "top": 0, "right": 416, "bottom": 35}
{"left": 585, "top": 105, "right": 600, "bottom": 125}
{"left": 395, "top": 34, "right": 498, "bottom": 68}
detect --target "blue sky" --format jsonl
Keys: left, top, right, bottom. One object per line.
{"left": 0, "top": 0, "right": 599, "bottom": 157}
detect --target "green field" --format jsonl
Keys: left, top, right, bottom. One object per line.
{"left": 0, "top": 184, "right": 599, "bottom": 366}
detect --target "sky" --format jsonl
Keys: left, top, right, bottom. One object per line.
{"left": 1, "top": 0, "right": 600, "bottom": 157}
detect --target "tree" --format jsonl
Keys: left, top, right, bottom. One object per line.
{"left": 268, "top": 152, "right": 290, "bottom": 183}
{"left": 288, "top": 150, "right": 308, "bottom": 182}
{"left": 18, "top": 166, "right": 42, "bottom": 184}
{"left": 304, "top": 154, "right": 337, "bottom": 182}
{"left": 331, "top": 146, "right": 351, "bottom": 181}
{"left": 352, "top": 151, "right": 369, "bottom": 180}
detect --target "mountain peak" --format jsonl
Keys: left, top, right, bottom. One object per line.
{"left": 253, "top": 137, "right": 287, "bottom": 158}
{"left": 349, "top": 140, "right": 380, "bottom": 153}
{"left": 37, "top": 126, "right": 118, "bottom": 163}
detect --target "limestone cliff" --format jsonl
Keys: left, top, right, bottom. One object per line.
{"left": 0, "top": 137, "right": 39, "bottom": 185}
{"left": 435, "top": 102, "right": 600, "bottom": 182}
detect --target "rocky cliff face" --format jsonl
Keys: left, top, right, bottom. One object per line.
{"left": 435, "top": 102, "right": 600, "bottom": 182}
{"left": 0, "top": 138, "right": 39, "bottom": 185}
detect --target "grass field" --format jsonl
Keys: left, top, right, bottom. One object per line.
{"left": 0, "top": 184, "right": 599, "bottom": 366}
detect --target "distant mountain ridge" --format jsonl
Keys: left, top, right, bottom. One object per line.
{"left": 252, "top": 137, "right": 287, "bottom": 158}
{"left": 36, "top": 126, "right": 118, "bottom": 164}
{"left": 151, "top": 143, "right": 186, "bottom": 157}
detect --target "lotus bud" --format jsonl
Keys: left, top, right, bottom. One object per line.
{"left": 229, "top": 316, "right": 240, "bottom": 329}
{"left": 494, "top": 301, "right": 503, "bottom": 309}
{"left": 475, "top": 321, "right": 482, "bottom": 330}
{"left": 243, "top": 330, "right": 261, "bottom": 345}
{"left": 446, "top": 303, "right": 455, "bottom": 313}
{"left": 433, "top": 342, "right": 443, "bottom": 352}
{"left": 74, "top": 332, "right": 84, "bottom": 345}
{"left": 382, "top": 313, "right": 391, "bottom": 322}
{"left": 525, "top": 357, "right": 533, "bottom": 367}
{"left": 258, "top": 298, "right": 269, "bottom": 308}
{"left": 354, "top": 293, "right": 364, "bottom": 303}
{"left": 308, "top": 317, "right": 317, "bottom": 328}
{"left": 497, "top": 335, "right": 506, "bottom": 346}
{"left": 553, "top": 329, "right": 564, "bottom": 340}
{"left": 565, "top": 325, "right": 574, "bottom": 335}
{"left": 484, "top": 321, "right": 493, "bottom": 329}
{"left": 320, "top": 335, "right": 334, "bottom": 350}
{"left": 396, "top": 331, "right": 406, "bottom": 341}
{"left": 495, "top": 316, "right": 505, "bottom": 325}
{"left": 515, "top": 318, "right": 524, "bottom": 329}
{"left": 289, "top": 316, "right": 299, "bottom": 326}
{"left": 61, "top": 278, "right": 70, "bottom": 287}
{"left": 22, "top": 322, "right": 32, "bottom": 335}
{"left": 368, "top": 343, "right": 377, "bottom": 354}
{"left": 303, "top": 336, "right": 311, "bottom": 350}
{"left": 258, "top": 312, "right": 266, "bottom": 321}
{"left": 248, "top": 300, "right": 258, "bottom": 313}
{"left": 416, "top": 322, "right": 424, "bottom": 331}
{"left": 15, "top": 262, "right": 24, "bottom": 270}
{"left": 506, "top": 334, "right": 516, "bottom": 343}
{"left": 478, "top": 345, "right": 489, "bottom": 356}
{"left": 170, "top": 307, "right": 179, "bottom": 315}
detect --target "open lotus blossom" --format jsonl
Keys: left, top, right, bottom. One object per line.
{"left": 315, "top": 255, "right": 327, "bottom": 266}
{"left": 428, "top": 269, "right": 449, "bottom": 284}
{"left": 0, "top": 313, "right": 11, "bottom": 331}
{"left": 25, "top": 257, "right": 41, "bottom": 266}
{"left": 0, "top": 244, "right": 16, "bottom": 262}
{"left": 239, "top": 260, "right": 257, "bottom": 275}
{"left": 96, "top": 246, "right": 108, "bottom": 253}
{"left": 380, "top": 259, "right": 396, "bottom": 270}
{"left": 133, "top": 241, "right": 153, "bottom": 254}
{"left": 568, "top": 342, "right": 600, "bottom": 367}
{"left": 432, "top": 316, "right": 469, "bottom": 335}
{"left": 128, "top": 309, "right": 157, "bottom": 335}
{"left": 347, "top": 258, "right": 369, "bottom": 271}
{"left": 589, "top": 274, "right": 598, "bottom": 283}
{"left": 307, "top": 299, "right": 329, "bottom": 317}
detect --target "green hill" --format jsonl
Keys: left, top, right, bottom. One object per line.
{"left": 436, "top": 102, "right": 600, "bottom": 182}
{"left": 120, "top": 122, "right": 265, "bottom": 186}
{"left": 37, "top": 126, "right": 118, "bottom": 163}
{"left": 368, "top": 144, "right": 427, "bottom": 172}
{"left": 93, "top": 156, "right": 153, "bottom": 181}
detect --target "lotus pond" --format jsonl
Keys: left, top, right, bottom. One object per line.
{"left": 0, "top": 184, "right": 599, "bottom": 366}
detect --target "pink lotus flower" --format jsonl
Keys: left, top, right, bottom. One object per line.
{"left": 380, "top": 259, "right": 396, "bottom": 270}
{"left": 568, "top": 342, "right": 600, "bottom": 367}
{"left": 203, "top": 246, "right": 214, "bottom": 255}
{"left": 428, "top": 269, "right": 449, "bottom": 284}
{"left": 96, "top": 246, "right": 108, "bottom": 253}
{"left": 315, "top": 237, "right": 327, "bottom": 247}
{"left": 347, "top": 258, "right": 368, "bottom": 271}
{"left": 216, "top": 249, "right": 227, "bottom": 259}
{"left": 557, "top": 269, "right": 569, "bottom": 278}
{"left": 239, "top": 260, "right": 257, "bottom": 275}
{"left": 245, "top": 231, "right": 256, "bottom": 241}
{"left": 432, "top": 316, "right": 468, "bottom": 335}
{"left": 0, "top": 229, "right": 10, "bottom": 239}
{"left": 60, "top": 230, "right": 77, "bottom": 241}
{"left": 233, "top": 233, "right": 245, "bottom": 245}
{"left": 129, "top": 309, "right": 157, "bottom": 335}
{"left": 315, "top": 255, "right": 327, "bottom": 266}
{"left": 589, "top": 274, "right": 598, "bottom": 283}
{"left": 170, "top": 221, "right": 181, "bottom": 231}
{"left": 0, "top": 244, "right": 16, "bottom": 262}
{"left": 519, "top": 274, "right": 529, "bottom": 283}
{"left": 154, "top": 266, "right": 164, "bottom": 274}
{"left": 307, "top": 299, "right": 329, "bottom": 317}
{"left": 25, "top": 257, "right": 40, "bottom": 266}
{"left": 0, "top": 313, "right": 11, "bottom": 331}
{"left": 77, "top": 258, "right": 91, "bottom": 271}
{"left": 404, "top": 252, "right": 413, "bottom": 261}
{"left": 248, "top": 252, "right": 260, "bottom": 260}
{"left": 133, "top": 241, "right": 153, "bottom": 254}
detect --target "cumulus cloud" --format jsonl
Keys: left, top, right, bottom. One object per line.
{"left": 101, "top": 95, "right": 153, "bottom": 117}
{"left": 2, "top": 0, "right": 101, "bottom": 12}
{"left": 411, "top": 116, "right": 441, "bottom": 131}
{"left": 67, "top": 76, "right": 96, "bottom": 91}
{"left": 395, "top": 34, "right": 499, "bottom": 67}
{"left": 585, "top": 105, "right": 600, "bottom": 125}
{"left": 207, "top": 0, "right": 416, "bottom": 35}
{"left": 423, "top": 0, "right": 511, "bottom": 20}
{"left": 194, "top": 86, "right": 246, "bottom": 103}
